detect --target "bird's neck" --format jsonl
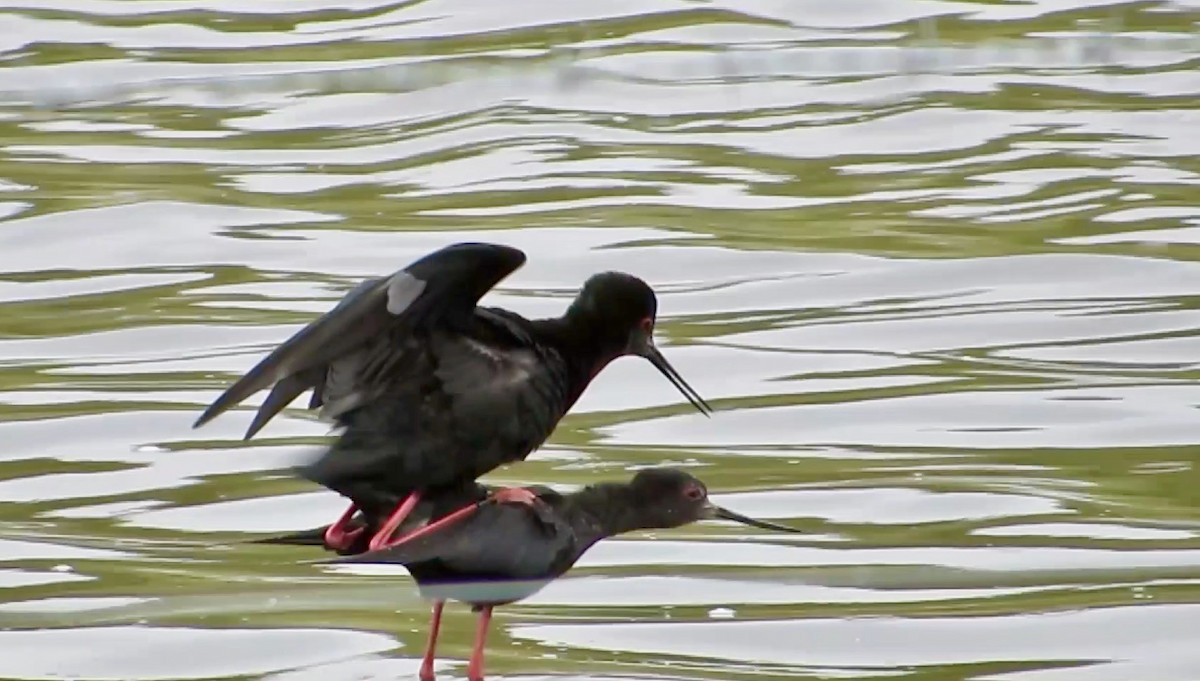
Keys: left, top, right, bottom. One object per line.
{"left": 530, "top": 311, "right": 626, "bottom": 406}
{"left": 565, "top": 483, "right": 648, "bottom": 541}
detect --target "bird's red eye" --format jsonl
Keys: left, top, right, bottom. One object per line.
{"left": 683, "top": 484, "right": 705, "bottom": 501}
{"left": 640, "top": 317, "right": 654, "bottom": 335}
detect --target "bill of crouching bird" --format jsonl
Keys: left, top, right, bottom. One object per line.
{"left": 191, "top": 242, "right": 713, "bottom": 554}
{"left": 261, "top": 467, "right": 804, "bottom": 681}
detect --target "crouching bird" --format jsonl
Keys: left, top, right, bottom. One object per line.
{"left": 261, "top": 467, "right": 803, "bottom": 681}
{"left": 192, "top": 242, "right": 712, "bottom": 554}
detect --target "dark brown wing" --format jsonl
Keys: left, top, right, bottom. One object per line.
{"left": 192, "top": 243, "right": 527, "bottom": 439}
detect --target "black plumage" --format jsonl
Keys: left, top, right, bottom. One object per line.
{"left": 193, "top": 243, "right": 712, "bottom": 552}
{"left": 261, "top": 467, "right": 803, "bottom": 681}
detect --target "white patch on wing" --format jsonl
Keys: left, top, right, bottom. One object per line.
{"left": 386, "top": 271, "right": 426, "bottom": 315}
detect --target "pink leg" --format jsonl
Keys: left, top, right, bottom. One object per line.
{"left": 368, "top": 492, "right": 423, "bottom": 552}
{"left": 419, "top": 600, "right": 444, "bottom": 681}
{"left": 323, "top": 502, "right": 364, "bottom": 551}
{"left": 371, "top": 502, "right": 481, "bottom": 551}
{"left": 467, "top": 606, "right": 493, "bottom": 681}
{"left": 365, "top": 486, "right": 537, "bottom": 553}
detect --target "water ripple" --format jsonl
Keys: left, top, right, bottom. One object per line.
{"left": 1, "top": 2, "right": 1198, "bottom": 681}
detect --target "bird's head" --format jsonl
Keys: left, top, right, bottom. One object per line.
{"left": 569, "top": 272, "right": 711, "bottom": 416}
{"left": 625, "top": 467, "right": 804, "bottom": 533}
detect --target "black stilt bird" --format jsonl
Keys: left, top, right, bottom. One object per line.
{"left": 263, "top": 467, "right": 803, "bottom": 681}
{"left": 193, "top": 243, "right": 712, "bottom": 552}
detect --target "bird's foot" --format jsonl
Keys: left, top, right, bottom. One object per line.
{"left": 490, "top": 486, "right": 539, "bottom": 507}
{"left": 325, "top": 526, "right": 365, "bottom": 552}
{"left": 323, "top": 503, "right": 365, "bottom": 552}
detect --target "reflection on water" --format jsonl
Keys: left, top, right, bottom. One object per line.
{"left": 1, "top": 1, "right": 1199, "bottom": 680}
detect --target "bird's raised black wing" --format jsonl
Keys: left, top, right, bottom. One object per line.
{"left": 192, "top": 243, "right": 527, "bottom": 439}
{"left": 336, "top": 499, "right": 574, "bottom": 580}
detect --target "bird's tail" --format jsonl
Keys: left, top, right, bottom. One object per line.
{"left": 251, "top": 524, "right": 376, "bottom": 557}
{"left": 251, "top": 526, "right": 332, "bottom": 547}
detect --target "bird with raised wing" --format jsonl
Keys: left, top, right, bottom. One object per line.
{"left": 193, "top": 243, "right": 712, "bottom": 553}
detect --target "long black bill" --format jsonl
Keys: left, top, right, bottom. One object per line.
{"left": 707, "top": 504, "right": 804, "bottom": 533}
{"left": 641, "top": 343, "right": 713, "bottom": 417}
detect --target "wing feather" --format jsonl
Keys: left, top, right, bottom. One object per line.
{"left": 192, "top": 243, "right": 527, "bottom": 438}
{"left": 244, "top": 367, "right": 323, "bottom": 439}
